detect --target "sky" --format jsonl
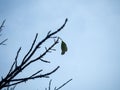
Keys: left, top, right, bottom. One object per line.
{"left": 0, "top": 0, "right": 120, "bottom": 90}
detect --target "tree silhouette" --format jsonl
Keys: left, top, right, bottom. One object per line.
{"left": 0, "top": 19, "right": 72, "bottom": 90}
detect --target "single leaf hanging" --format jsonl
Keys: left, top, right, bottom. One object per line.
{"left": 61, "top": 40, "right": 68, "bottom": 55}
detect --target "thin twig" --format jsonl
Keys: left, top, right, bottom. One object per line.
{"left": 15, "top": 47, "right": 21, "bottom": 68}
{"left": 0, "top": 39, "right": 8, "bottom": 45}
{"left": 22, "top": 33, "right": 38, "bottom": 63}
{"left": 49, "top": 79, "right": 52, "bottom": 90}
{"left": 0, "top": 20, "right": 6, "bottom": 32}
{"left": 55, "top": 79, "right": 72, "bottom": 90}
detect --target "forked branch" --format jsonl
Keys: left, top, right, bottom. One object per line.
{"left": 45, "top": 79, "right": 72, "bottom": 90}
{"left": 0, "top": 18, "right": 68, "bottom": 90}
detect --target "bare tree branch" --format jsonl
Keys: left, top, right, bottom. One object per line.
{"left": 0, "top": 20, "right": 8, "bottom": 46}
{"left": 0, "top": 39, "right": 8, "bottom": 45}
{"left": 55, "top": 79, "right": 72, "bottom": 90}
{"left": 22, "top": 33, "right": 38, "bottom": 63}
{"left": 49, "top": 80, "right": 52, "bottom": 90}
{"left": 0, "top": 19, "right": 6, "bottom": 32}
{"left": 46, "top": 79, "right": 72, "bottom": 90}
{"left": 15, "top": 47, "right": 21, "bottom": 68}
{"left": 4, "top": 66, "right": 60, "bottom": 87}
{"left": 0, "top": 18, "right": 68, "bottom": 90}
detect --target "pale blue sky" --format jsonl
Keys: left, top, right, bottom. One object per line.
{"left": 0, "top": 0, "right": 120, "bottom": 90}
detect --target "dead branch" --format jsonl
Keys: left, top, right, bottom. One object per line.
{"left": 0, "top": 20, "right": 8, "bottom": 46}
{"left": 55, "top": 79, "right": 72, "bottom": 90}
{"left": 45, "top": 79, "right": 72, "bottom": 90}
{"left": 0, "top": 18, "right": 68, "bottom": 90}
{"left": 0, "top": 20, "right": 5, "bottom": 32}
{"left": 0, "top": 39, "right": 8, "bottom": 45}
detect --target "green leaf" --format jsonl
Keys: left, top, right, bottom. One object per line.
{"left": 61, "top": 40, "right": 68, "bottom": 55}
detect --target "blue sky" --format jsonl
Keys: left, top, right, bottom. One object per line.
{"left": 0, "top": 0, "right": 120, "bottom": 90}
